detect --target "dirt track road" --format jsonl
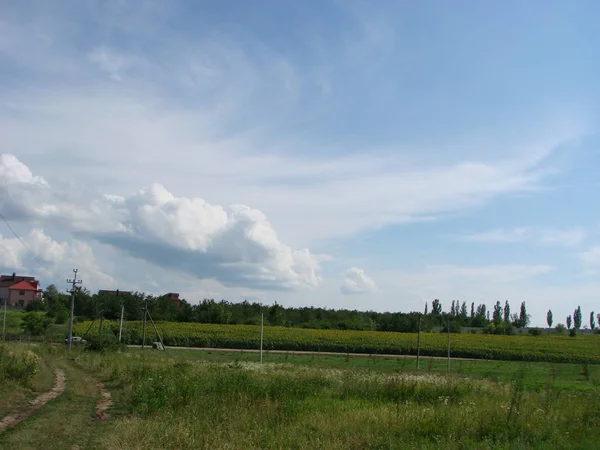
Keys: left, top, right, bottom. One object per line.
{"left": 0, "top": 369, "right": 66, "bottom": 434}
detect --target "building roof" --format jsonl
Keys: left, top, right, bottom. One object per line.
{"left": 9, "top": 280, "right": 39, "bottom": 291}
{"left": 0, "top": 274, "right": 37, "bottom": 289}
{"left": 98, "top": 290, "right": 133, "bottom": 295}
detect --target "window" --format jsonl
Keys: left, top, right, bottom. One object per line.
{"left": 19, "top": 290, "right": 25, "bottom": 295}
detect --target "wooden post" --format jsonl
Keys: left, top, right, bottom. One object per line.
{"left": 416, "top": 316, "right": 421, "bottom": 370}
{"left": 447, "top": 317, "right": 451, "bottom": 372}
{"left": 118, "top": 304, "right": 124, "bottom": 343}
{"left": 142, "top": 298, "right": 147, "bottom": 349}
{"left": 2, "top": 297, "right": 6, "bottom": 339}
{"left": 260, "top": 311, "right": 264, "bottom": 363}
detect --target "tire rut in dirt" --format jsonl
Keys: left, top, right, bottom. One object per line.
{"left": 94, "top": 381, "right": 113, "bottom": 421}
{"left": 0, "top": 369, "right": 66, "bottom": 433}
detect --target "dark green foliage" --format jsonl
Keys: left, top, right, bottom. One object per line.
{"left": 514, "top": 302, "right": 529, "bottom": 328}
{"left": 85, "top": 331, "right": 121, "bottom": 352}
{"left": 483, "top": 322, "right": 514, "bottom": 335}
{"left": 24, "top": 301, "right": 45, "bottom": 312}
{"left": 54, "top": 307, "right": 68, "bottom": 324}
{"left": 569, "top": 328, "right": 577, "bottom": 337}
{"left": 590, "top": 311, "right": 596, "bottom": 330}
{"left": 21, "top": 311, "right": 52, "bottom": 336}
{"left": 547, "top": 310, "right": 553, "bottom": 328}
{"left": 528, "top": 327, "right": 542, "bottom": 336}
{"left": 441, "top": 319, "right": 462, "bottom": 333}
{"left": 504, "top": 301, "right": 511, "bottom": 324}
{"left": 493, "top": 301, "right": 503, "bottom": 323}
{"left": 574, "top": 306, "right": 582, "bottom": 330}
{"left": 555, "top": 323, "right": 566, "bottom": 334}
{"left": 567, "top": 315, "right": 572, "bottom": 330}
{"left": 460, "top": 301, "right": 467, "bottom": 318}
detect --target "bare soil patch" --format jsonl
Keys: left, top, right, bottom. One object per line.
{"left": 94, "top": 382, "right": 113, "bottom": 421}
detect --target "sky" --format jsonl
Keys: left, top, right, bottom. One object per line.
{"left": 0, "top": 0, "right": 599, "bottom": 327}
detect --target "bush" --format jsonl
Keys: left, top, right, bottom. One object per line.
{"left": 483, "top": 323, "right": 514, "bottom": 335}
{"left": 528, "top": 328, "right": 542, "bottom": 336}
{"left": 555, "top": 324, "right": 567, "bottom": 335}
{"left": 569, "top": 328, "right": 577, "bottom": 337}
{"left": 85, "top": 331, "right": 121, "bottom": 352}
{"left": 21, "top": 311, "right": 52, "bottom": 336}
{"left": 25, "top": 301, "right": 45, "bottom": 312}
{"left": 54, "top": 308, "right": 68, "bottom": 324}
{"left": 441, "top": 321, "right": 462, "bottom": 333}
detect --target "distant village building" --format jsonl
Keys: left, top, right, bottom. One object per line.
{"left": 98, "top": 290, "right": 133, "bottom": 296}
{"left": 164, "top": 292, "right": 182, "bottom": 307}
{"left": 95, "top": 290, "right": 182, "bottom": 307}
{"left": 0, "top": 273, "right": 43, "bottom": 308}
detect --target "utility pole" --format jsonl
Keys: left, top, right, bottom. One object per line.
{"left": 141, "top": 297, "right": 148, "bottom": 349}
{"left": 66, "top": 269, "right": 82, "bottom": 352}
{"left": 260, "top": 310, "right": 264, "bottom": 363}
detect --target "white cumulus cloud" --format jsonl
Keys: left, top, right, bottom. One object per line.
{"left": 0, "top": 154, "right": 322, "bottom": 291}
{"left": 341, "top": 267, "right": 377, "bottom": 295}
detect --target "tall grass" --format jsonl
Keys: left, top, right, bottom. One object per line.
{"left": 71, "top": 350, "right": 600, "bottom": 449}
{"left": 0, "top": 344, "right": 40, "bottom": 388}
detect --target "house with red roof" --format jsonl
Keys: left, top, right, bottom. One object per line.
{"left": 0, "top": 273, "right": 43, "bottom": 308}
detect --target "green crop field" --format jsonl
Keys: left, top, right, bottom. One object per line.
{"left": 74, "top": 320, "right": 600, "bottom": 363}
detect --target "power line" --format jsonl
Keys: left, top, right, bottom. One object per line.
{"left": 0, "top": 210, "right": 40, "bottom": 264}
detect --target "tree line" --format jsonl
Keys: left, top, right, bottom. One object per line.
{"left": 546, "top": 306, "right": 598, "bottom": 336}
{"left": 24, "top": 285, "right": 575, "bottom": 335}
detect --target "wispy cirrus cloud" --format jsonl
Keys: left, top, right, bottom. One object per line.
{"left": 578, "top": 245, "right": 600, "bottom": 266}
{"left": 460, "top": 227, "right": 588, "bottom": 247}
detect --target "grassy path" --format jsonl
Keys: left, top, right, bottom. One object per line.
{"left": 0, "top": 369, "right": 66, "bottom": 433}
{"left": 0, "top": 355, "right": 57, "bottom": 418}
{"left": 0, "top": 357, "right": 113, "bottom": 450}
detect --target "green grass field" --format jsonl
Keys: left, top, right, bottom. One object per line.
{"left": 1, "top": 343, "right": 599, "bottom": 449}
{"left": 2, "top": 309, "right": 67, "bottom": 341}
{"left": 153, "top": 347, "right": 600, "bottom": 392}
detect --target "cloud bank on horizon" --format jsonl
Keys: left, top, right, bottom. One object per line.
{"left": 0, "top": 0, "right": 599, "bottom": 326}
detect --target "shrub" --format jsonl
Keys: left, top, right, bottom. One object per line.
{"left": 85, "top": 331, "right": 121, "bottom": 352}
{"left": 21, "top": 311, "right": 52, "bottom": 336}
{"left": 555, "top": 324, "right": 567, "bottom": 335}
{"left": 483, "top": 323, "right": 514, "bottom": 335}
{"left": 25, "top": 301, "right": 45, "bottom": 312}
{"left": 54, "top": 308, "right": 68, "bottom": 325}
{"left": 528, "top": 328, "right": 542, "bottom": 336}
{"left": 569, "top": 328, "right": 577, "bottom": 337}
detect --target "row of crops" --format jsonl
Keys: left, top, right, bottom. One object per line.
{"left": 73, "top": 320, "right": 600, "bottom": 363}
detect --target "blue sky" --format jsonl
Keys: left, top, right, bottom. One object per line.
{"left": 0, "top": 0, "right": 599, "bottom": 326}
